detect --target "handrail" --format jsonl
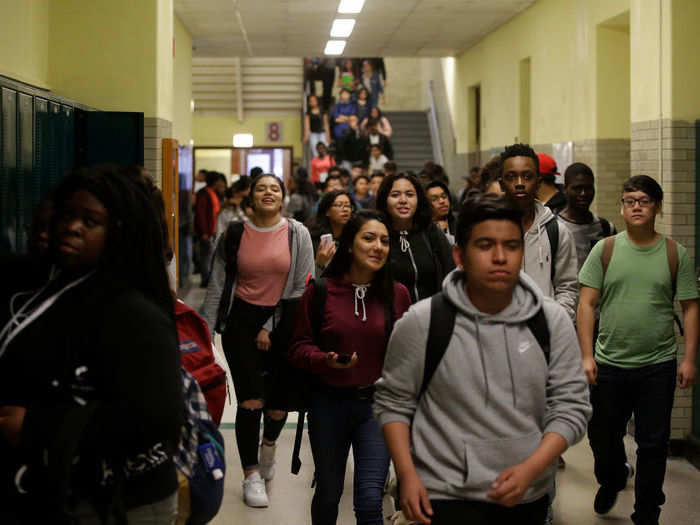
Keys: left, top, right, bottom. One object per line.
{"left": 427, "top": 80, "right": 444, "bottom": 166}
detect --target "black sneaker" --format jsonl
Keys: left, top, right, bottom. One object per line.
{"left": 594, "top": 486, "right": 619, "bottom": 515}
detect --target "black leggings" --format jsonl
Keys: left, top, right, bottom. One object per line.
{"left": 223, "top": 297, "right": 288, "bottom": 469}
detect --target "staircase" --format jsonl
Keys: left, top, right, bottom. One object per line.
{"left": 384, "top": 111, "right": 434, "bottom": 174}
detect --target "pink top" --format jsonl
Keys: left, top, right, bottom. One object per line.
{"left": 235, "top": 219, "right": 291, "bottom": 306}
{"left": 310, "top": 155, "right": 335, "bottom": 184}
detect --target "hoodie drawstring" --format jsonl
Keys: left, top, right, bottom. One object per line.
{"left": 399, "top": 230, "right": 410, "bottom": 253}
{"left": 352, "top": 284, "right": 370, "bottom": 322}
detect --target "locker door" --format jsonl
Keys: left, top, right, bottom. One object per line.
{"left": 61, "top": 105, "right": 75, "bottom": 179}
{"left": 1, "top": 87, "right": 18, "bottom": 254}
{"left": 17, "top": 92, "right": 34, "bottom": 253}
{"left": 34, "top": 97, "right": 49, "bottom": 208}
{"left": 75, "top": 110, "right": 144, "bottom": 168}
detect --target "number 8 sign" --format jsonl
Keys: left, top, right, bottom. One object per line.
{"left": 266, "top": 122, "right": 283, "bottom": 142}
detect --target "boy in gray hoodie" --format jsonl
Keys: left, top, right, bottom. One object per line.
{"left": 374, "top": 194, "right": 591, "bottom": 524}
{"left": 499, "top": 144, "right": 579, "bottom": 321}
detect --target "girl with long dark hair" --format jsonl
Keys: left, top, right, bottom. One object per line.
{"left": 202, "top": 174, "right": 314, "bottom": 508}
{"left": 375, "top": 172, "right": 455, "bottom": 303}
{"left": 307, "top": 189, "right": 355, "bottom": 276}
{"left": 289, "top": 210, "right": 411, "bottom": 525}
{"left": 0, "top": 166, "right": 184, "bottom": 524}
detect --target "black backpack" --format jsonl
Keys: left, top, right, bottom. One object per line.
{"left": 420, "top": 292, "right": 551, "bottom": 399}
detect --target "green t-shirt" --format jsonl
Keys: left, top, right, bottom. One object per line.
{"left": 579, "top": 232, "right": 698, "bottom": 368}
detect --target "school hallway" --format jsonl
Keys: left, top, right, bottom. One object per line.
{"left": 183, "top": 284, "right": 700, "bottom": 525}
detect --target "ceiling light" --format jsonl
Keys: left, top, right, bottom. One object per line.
{"left": 331, "top": 19, "right": 355, "bottom": 38}
{"left": 338, "top": 0, "right": 365, "bottom": 14}
{"left": 324, "top": 40, "right": 346, "bottom": 55}
{"left": 233, "top": 133, "right": 253, "bottom": 147}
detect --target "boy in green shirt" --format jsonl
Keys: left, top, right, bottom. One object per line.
{"left": 577, "top": 175, "right": 698, "bottom": 525}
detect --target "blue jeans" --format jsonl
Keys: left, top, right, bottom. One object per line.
{"left": 588, "top": 360, "right": 677, "bottom": 525}
{"left": 308, "top": 395, "right": 390, "bottom": 525}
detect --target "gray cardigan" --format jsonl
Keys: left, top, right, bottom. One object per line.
{"left": 201, "top": 218, "right": 315, "bottom": 334}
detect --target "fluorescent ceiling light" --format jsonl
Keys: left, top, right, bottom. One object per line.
{"left": 331, "top": 19, "right": 355, "bottom": 38}
{"left": 338, "top": 0, "right": 365, "bottom": 14}
{"left": 324, "top": 40, "right": 346, "bottom": 55}
{"left": 233, "top": 133, "right": 253, "bottom": 147}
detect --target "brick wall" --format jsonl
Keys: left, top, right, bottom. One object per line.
{"left": 632, "top": 119, "right": 697, "bottom": 440}
{"left": 573, "top": 139, "right": 631, "bottom": 232}
{"left": 144, "top": 117, "right": 173, "bottom": 188}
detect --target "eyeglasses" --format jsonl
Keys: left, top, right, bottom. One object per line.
{"left": 332, "top": 203, "right": 353, "bottom": 210}
{"left": 429, "top": 193, "right": 449, "bottom": 203}
{"left": 621, "top": 197, "right": 654, "bottom": 208}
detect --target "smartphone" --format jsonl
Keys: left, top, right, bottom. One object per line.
{"left": 335, "top": 353, "right": 352, "bottom": 364}
{"left": 320, "top": 233, "right": 333, "bottom": 250}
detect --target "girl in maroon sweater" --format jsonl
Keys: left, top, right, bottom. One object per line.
{"left": 290, "top": 209, "right": 411, "bottom": 525}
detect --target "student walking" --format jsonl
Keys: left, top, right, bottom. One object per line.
{"left": 0, "top": 166, "right": 184, "bottom": 524}
{"left": 374, "top": 193, "right": 591, "bottom": 525}
{"left": 499, "top": 144, "right": 578, "bottom": 321}
{"left": 556, "top": 162, "right": 616, "bottom": 271}
{"left": 202, "top": 174, "right": 315, "bottom": 508}
{"left": 578, "top": 175, "right": 698, "bottom": 525}
{"left": 289, "top": 210, "right": 411, "bottom": 525}
{"left": 375, "top": 172, "right": 455, "bottom": 303}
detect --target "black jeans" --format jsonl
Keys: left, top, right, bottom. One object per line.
{"left": 588, "top": 360, "right": 677, "bottom": 525}
{"left": 429, "top": 496, "right": 548, "bottom": 525}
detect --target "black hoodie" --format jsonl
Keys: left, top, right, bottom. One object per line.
{"left": 388, "top": 222, "right": 455, "bottom": 303}
{"left": 0, "top": 261, "right": 183, "bottom": 522}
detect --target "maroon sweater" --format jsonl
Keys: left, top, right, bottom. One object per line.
{"left": 289, "top": 276, "right": 411, "bottom": 388}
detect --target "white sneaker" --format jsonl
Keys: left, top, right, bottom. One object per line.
{"left": 242, "top": 471, "right": 269, "bottom": 508}
{"left": 259, "top": 442, "right": 276, "bottom": 481}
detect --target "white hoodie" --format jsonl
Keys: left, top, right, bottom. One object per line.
{"left": 523, "top": 201, "right": 578, "bottom": 320}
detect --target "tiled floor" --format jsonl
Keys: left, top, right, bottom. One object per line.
{"left": 182, "top": 280, "right": 700, "bottom": 525}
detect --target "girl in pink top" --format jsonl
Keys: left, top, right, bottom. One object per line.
{"left": 202, "top": 174, "right": 314, "bottom": 508}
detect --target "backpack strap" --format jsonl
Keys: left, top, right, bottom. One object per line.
{"left": 544, "top": 217, "right": 559, "bottom": 283}
{"left": 665, "top": 237, "right": 678, "bottom": 298}
{"left": 601, "top": 235, "right": 616, "bottom": 278}
{"left": 420, "top": 292, "right": 456, "bottom": 399}
{"left": 418, "top": 293, "right": 552, "bottom": 400}
{"left": 665, "top": 237, "right": 684, "bottom": 335}
{"left": 600, "top": 217, "right": 612, "bottom": 238}
{"left": 215, "top": 222, "right": 245, "bottom": 333}
{"left": 525, "top": 308, "right": 550, "bottom": 364}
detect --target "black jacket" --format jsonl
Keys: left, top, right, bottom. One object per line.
{"left": 0, "top": 261, "right": 183, "bottom": 522}
{"left": 388, "top": 223, "right": 455, "bottom": 303}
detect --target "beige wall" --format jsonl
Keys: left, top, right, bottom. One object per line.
{"left": 173, "top": 15, "right": 193, "bottom": 145}
{"left": 48, "top": 0, "right": 173, "bottom": 120}
{"left": 193, "top": 114, "right": 303, "bottom": 159}
{"left": 445, "top": 0, "right": 632, "bottom": 153}
{"left": 0, "top": 0, "right": 50, "bottom": 88}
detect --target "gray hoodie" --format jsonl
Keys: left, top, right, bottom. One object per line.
{"left": 523, "top": 201, "right": 578, "bottom": 320}
{"left": 373, "top": 269, "right": 591, "bottom": 503}
{"left": 201, "top": 218, "right": 315, "bottom": 334}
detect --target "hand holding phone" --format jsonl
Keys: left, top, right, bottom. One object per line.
{"left": 326, "top": 352, "right": 358, "bottom": 369}
{"left": 319, "top": 233, "right": 333, "bottom": 250}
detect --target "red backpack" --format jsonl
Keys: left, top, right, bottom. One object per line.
{"left": 175, "top": 300, "right": 227, "bottom": 426}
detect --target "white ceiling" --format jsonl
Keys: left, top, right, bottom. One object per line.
{"left": 175, "top": 0, "right": 535, "bottom": 58}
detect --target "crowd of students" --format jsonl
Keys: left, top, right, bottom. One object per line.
{"left": 0, "top": 140, "right": 697, "bottom": 525}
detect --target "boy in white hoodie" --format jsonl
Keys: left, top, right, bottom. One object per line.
{"left": 498, "top": 144, "right": 579, "bottom": 321}
{"left": 374, "top": 193, "right": 591, "bottom": 524}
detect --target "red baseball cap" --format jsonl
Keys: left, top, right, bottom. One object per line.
{"left": 536, "top": 153, "right": 559, "bottom": 176}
